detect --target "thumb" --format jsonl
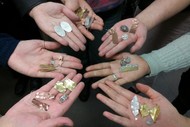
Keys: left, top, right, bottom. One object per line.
{"left": 136, "top": 83, "right": 161, "bottom": 99}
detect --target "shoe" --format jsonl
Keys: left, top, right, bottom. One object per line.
{"left": 79, "top": 84, "right": 91, "bottom": 102}
{"left": 29, "top": 78, "right": 42, "bottom": 92}
{"left": 14, "top": 76, "right": 30, "bottom": 96}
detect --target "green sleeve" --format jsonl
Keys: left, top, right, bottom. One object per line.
{"left": 141, "top": 32, "right": 190, "bottom": 77}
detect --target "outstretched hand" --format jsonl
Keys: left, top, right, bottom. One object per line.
{"left": 99, "top": 18, "right": 147, "bottom": 58}
{"left": 29, "top": 2, "right": 86, "bottom": 51}
{"left": 1, "top": 73, "right": 84, "bottom": 127}
{"left": 64, "top": 0, "right": 104, "bottom": 40}
{"left": 8, "top": 39, "right": 83, "bottom": 78}
{"left": 97, "top": 81, "right": 184, "bottom": 127}
{"left": 84, "top": 52, "right": 150, "bottom": 89}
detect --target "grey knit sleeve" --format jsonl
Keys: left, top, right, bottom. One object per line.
{"left": 141, "top": 32, "right": 190, "bottom": 77}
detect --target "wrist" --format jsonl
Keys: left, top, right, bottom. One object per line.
{"left": 0, "top": 115, "right": 12, "bottom": 127}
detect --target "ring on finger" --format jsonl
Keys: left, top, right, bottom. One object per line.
{"left": 112, "top": 73, "right": 118, "bottom": 81}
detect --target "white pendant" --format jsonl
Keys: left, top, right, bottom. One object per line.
{"left": 131, "top": 95, "right": 140, "bottom": 119}
{"left": 54, "top": 25, "right": 66, "bottom": 37}
{"left": 60, "top": 21, "right": 72, "bottom": 32}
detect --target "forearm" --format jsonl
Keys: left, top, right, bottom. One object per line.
{"left": 141, "top": 32, "right": 190, "bottom": 77}
{"left": 12, "top": 0, "right": 47, "bottom": 17}
{"left": 136, "top": 0, "right": 190, "bottom": 30}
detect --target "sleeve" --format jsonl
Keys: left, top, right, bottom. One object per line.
{"left": 12, "top": 0, "right": 47, "bottom": 17}
{"left": 0, "top": 33, "right": 20, "bottom": 67}
{"left": 141, "top": 32, "right": 190, "bottom": 77}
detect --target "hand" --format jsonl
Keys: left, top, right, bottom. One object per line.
{"left": 8, "top": 40, "right": 83, "bottom": 78}
{"left": 63, "top": 0, "right": 104, "bottom": 40}
{"left": 99, "top": 18, "right": 147, "bottom": 58}
{"left": 29, "top": 2, "right": 86, "bottom": 51}
{"left": 97, "top": 81, "right": 185, "bottom": 127}
{"left": 0, "top": 73, "right": 84, "bottom": 127}
{"left": 76, "top": 0, "right": 104, "bottom": 40}
{"left": 84, "top": 52, "right": 150, "bottom": 89}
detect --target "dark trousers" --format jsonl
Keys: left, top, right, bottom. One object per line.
{"left": 172, "top": 68, "right": 190, "bottom": 114}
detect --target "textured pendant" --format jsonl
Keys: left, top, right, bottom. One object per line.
{"left": 63, "top": 79, "right": 77, "bottom": 91}
{"left": 39, "top": 64, "right": 56, "bottom": 72}
{"left": 120, "top": 25, "right": 129, "bottom": 32}
{"left": 54, "top": 25, "right": 66, "bottom": 37}
{"left": 149, "top": 105, "right": 160, "bottom": 122}
{"left": 60, "top": 21, "right": 72, "bottom": 32}
{"left": 120, "top": 64, "right": 138, "bottom": 72}
{"left": 54, "top": 81, "right": 67, "bottom": 93}
{"left": 131, "top": 95, "right": 140, "bottom": 120}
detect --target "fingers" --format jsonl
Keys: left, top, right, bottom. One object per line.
{"left": 104, "top": 81, "right": 135, "bottom": 101}
{"left": 77, "top": 24, "right": 95, "bottom": 40}
{"left": 103, "top": 111, "right": 130, "bottom": 127}
{"left": 55, "top": 73, "right": 82, "bottom": 100}
{"left": 62, "top": 4, "right": 79, "bottom": 21}
{"left": 99, "top": 33, "right": 137, "bottom": 58}
{"left": 86, "top": 62, "right": 110, "bottom": 71}
{"left": 52, "top": 16, "right": 86, "bottom": 51}
{"left": 130, "top": 36, "right": 145, "bottom": 53}
{"left": 39, "top": 75, "right": 64, "bottom": 92}
{"left": 51, "top": 53, "right": 83, "bottom": 69}
{"left": 84, "top": 68, "right": 112, "bottom": 78}
{"left": 98, "top": 81, "right": 131, "bottom": 107}
{"left": 43, "top": 41, "right": 61, "bottom": 50}
{"left": 49, "top": 72, "right": 77, "bottom": 96}
{"left": 91, "top": 75, "right": 117, "bottom": 89}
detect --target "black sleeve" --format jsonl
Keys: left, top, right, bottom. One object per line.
{"left": 12, "top": 0, "right": 47, "bottom": 17}
{"left": 0, "top": 33, "right": 20, "bottom": 67}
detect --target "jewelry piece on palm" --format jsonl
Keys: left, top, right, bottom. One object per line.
{"left": 120, "top": 64, "right": 138, "bottom": 72}
{"left": 75, "top": 7, "right": 89, "bottom": 19}
{"left": 129, "top": 18, "right": 139, "bottom": 34}
{"left": 32, "top": 98, "right": 49, "bottom": 111}
{"left": 54, "top": 25, "right": 66, "bottom": 37}
{"left": 35, "top": 92, "right": 55, "bottom": 100}
{"left": 120, "top": 25, "right": 129, "bottom": 32}
{"left": 60, "top": 21, "right": 72, "bottom": 32}
{"left": 109, "top": 29, "right": 119, "bottom": 44}
{"left": 112, "top": 73, "right": 118, "bottom": 81}
{"left": 39, "top": 64, "right": 56, "bottom": 72}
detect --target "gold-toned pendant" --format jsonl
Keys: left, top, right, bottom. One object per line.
{"left": 75, "top": 7, "right": 89, "bottom": 19}
{"left": 120, "top": 64, "right": 138, "bottom": 72}
{"left": 63, "top": 79, "right": 77, "bottom": 91}
{"left": 149, "top": 105, "right": 160, "bottom": 122}
{"left": 54, "top": 81, "right": 67, "bottom": 93}
{"left": 39, "top": 64, "right": 56, "bottom": 72}
{"left": 109, "top": 29, "right": 118, "bottom": 44}
{"left": 140, "top": 104, "right": 150, "bottom": 117}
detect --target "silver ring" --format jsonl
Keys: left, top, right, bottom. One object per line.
{"left": 112, "top": 73, "right": 118, "bottom": 81}
{"left": 121, "top": 34, "right": 129, "bottom": 41}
